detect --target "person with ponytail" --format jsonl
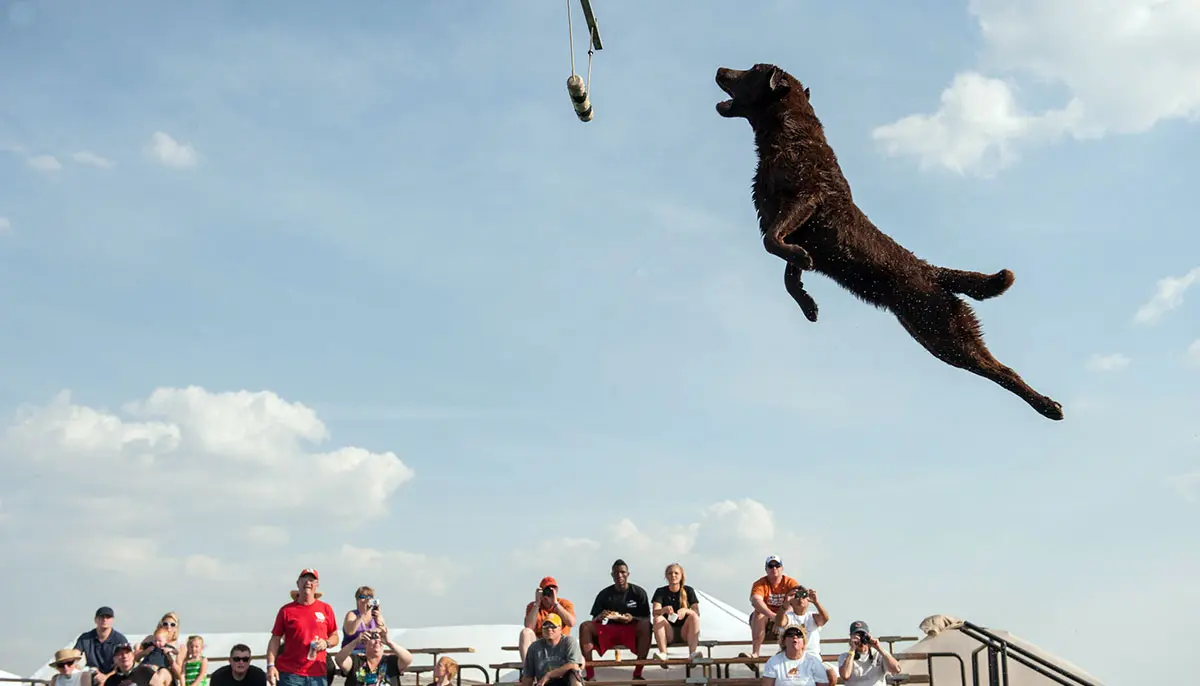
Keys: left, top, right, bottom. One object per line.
{"left": 650, "top": 563, "right": 702, "bottom": 663}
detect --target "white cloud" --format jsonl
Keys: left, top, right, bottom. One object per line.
{"left": 0, "top": 217, "right": 10, "bottom": 234}
{"left": 147, "top": 131, "right": 199, "bottom": 168}
{"left": 1187, "top": 340, "right": 1200, "bottom": 368}
{"left": 1086, "top": 353, "right": 1131, "bottom": 372}
{"left": 1166, "top": 471, "right": 1200, "bottom": 502}
{"left": 874, "top": 0, "right": 1200, "bottom": 173}
{"left": 0, "top": 386, "right": 416, "bottom": 539}
{"left": 72, "top": 150, "right": 116, "bottom": 168}
{"left": 323, "top": 544, "right": 452, "bottom": 596}
{"left": 1133, "top": 267, "right": 1200, "bottom": 325}
{"left": 242, "top": 525, "right": 292, "bottom": 546}
{"left": 26, "top": 154, "right": 61, "bottom": 172}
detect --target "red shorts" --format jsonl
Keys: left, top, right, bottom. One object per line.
{"left": 594, "top": 621, "right": 638, "bottom": 656}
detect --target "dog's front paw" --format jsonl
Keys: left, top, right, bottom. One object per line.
{"left": 794, "top": 292, "right": 819, "bottom": 322}
{"left": 791, "top": 252, "right": 814, "bottom": 270}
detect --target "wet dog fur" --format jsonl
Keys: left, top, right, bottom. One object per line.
{"left": 715, "top": 63, "right": 1063, "bottom": 421}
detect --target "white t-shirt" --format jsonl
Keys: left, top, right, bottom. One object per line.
{"left": 837, "top": 650, "right": 888, "bottom": 686}
{"left": 763, "top": 650, "right": 829, "bottom": 686}
{"left": 782, "top": 609, "right": 822, "bottom": 657}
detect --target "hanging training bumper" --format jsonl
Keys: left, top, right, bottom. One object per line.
{"left": 567, "top": 74, "right": 592, "bottom": 122}
{"left": 565, "top": 0, "right": 602, "bottom": 123}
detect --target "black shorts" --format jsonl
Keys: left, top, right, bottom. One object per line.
{"left": 668, "top": 619, "right": 688, "bottom": 644}
{"left": 544, "top": 671, "right": 582, "bottom": 686}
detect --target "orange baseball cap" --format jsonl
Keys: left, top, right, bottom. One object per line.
{"left": 539, "top": 576, "right": 558, "bottom": 589}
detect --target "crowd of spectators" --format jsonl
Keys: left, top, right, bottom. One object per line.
{"left": 55, "top": 556, "right": 904, "bottom": 686}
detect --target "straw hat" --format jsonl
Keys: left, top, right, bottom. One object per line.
{"left": 49, "top": 648, "right": 82, "bottom": 667}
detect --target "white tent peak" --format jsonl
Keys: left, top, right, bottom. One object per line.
{"left": 898, "top": 616, "right": 1106, "bottom": 686}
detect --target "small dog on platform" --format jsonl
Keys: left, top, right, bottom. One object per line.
{"left": 715, "top": 63, "right": 1063, "bottom": 421}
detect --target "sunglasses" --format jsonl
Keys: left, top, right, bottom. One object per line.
{"left": 161, "top": 622, "right": 177, "bottom": 627}
{"left": 230, "top": 657, "right": 251, "bottom": 663}
{"left": 54, "top": 662, "right": 76, "bottom": 669}
{"left": 358, "top": 595, "right": 374, "bottom": 600}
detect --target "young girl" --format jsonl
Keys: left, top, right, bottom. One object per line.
{"left": 182, "top": 635, "right": 208, "bottom": 686}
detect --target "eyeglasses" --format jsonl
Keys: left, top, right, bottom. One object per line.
{"left": 230, "top": 657, "right": 250, "bottom": 663}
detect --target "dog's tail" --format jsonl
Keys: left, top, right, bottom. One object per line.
{"left": 936, "top": 268, "right": 1014, "bottom": 301}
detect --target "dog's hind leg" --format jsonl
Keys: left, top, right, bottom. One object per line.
{"left": 894, "top": 292, "right": 1063, "bottom": 420}
{"left": 934, "top": 267, "right": 1014, "bottom": 301}
{"left": 784, "top": 263, "right": 819, "bottom": 322}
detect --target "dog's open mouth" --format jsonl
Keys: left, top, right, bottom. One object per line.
{"left": 715, "top": 68, "right": 738, "bottom": 115}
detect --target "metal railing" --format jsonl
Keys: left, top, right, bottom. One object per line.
{"left": 959, "top": 621, "right": 1099, "bottom": 686}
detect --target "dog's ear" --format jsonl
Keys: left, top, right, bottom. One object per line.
{"left": 804, "top": 87, "right": 811, "bottom": 100}
{"left": 768, "top": 66, "right": 791, "bottom": 96}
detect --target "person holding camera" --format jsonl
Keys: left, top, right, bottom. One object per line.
{"left": 773, "top": 585, "right": 830, "bottom": 658}
{"left": 342, "top": 587, "right": 387, "bottom": 655}
{"left": 836, "top": 622, "right": 900, "bottom": 686}
{"left": 331, "top": 626, "right": 413, "bottom": 686}
{"left": 520, "top": 577, "right": 577, "bottom": 661}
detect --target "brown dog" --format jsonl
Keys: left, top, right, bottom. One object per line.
{"left": 715, "top": 63, "right": 1063, "bottom": 421}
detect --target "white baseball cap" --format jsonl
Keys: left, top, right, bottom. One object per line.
{"left": 765, "top": 555, "right": 783, "bottom": 567}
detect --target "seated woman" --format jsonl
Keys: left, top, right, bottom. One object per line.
{"left": 836, "top": 621, "right": 901, "bottom": 686}
{"left": 48, "top": 648, "right": 92, "bottom": 686}
{"left": 137, "top": 628, "right": 183, "bottom": 686}
{"left": 332, "top": 625, "right": 414, "bottom": 686}
{"left": 650, "top": 563, "right": 701, "bottom": 663}
{"left": 136, "top": 614, "right": 184, "bottom": 685}
{"left": 761, "top": 625, "right": 836, "bottom": 686}
{"left": 429, "top": 657, "right": 458, "bottom": 686}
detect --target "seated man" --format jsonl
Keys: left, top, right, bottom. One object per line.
{"left": 577, "top": 559, "right": 651, "bottom": 681}
{"left": 520, "top": 615, "right": 584, "bottom": 686}
{"left": 75, "top": 606, "right": 130, "bottom": 685}
{"left": 520, "top": 576, "right": 577, "bottom": 661}
{"left": 105, "top": 643, "right": 169, "bottom": 686}
{"left": 208, "top": 645, "right": 266, "bottom": 686}
{"left": 747, "top": 555, "right": 800, "bottom": 658}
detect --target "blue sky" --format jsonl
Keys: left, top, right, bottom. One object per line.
{"left": 2, "top": 1, "right": 1198, "bottom": 684}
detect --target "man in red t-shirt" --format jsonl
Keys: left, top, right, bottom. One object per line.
{"left": 266, "top": 569, "right": 340, "bottom": 686}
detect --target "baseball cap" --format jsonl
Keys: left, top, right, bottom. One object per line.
{"left": 849, "top": 620, "right": 870, "bottom": 634}
{"left": 539, "top": 576, "right": 558, "bottom": 589}
{"left": 782, "top": 625, "right": 806, "bottom": 639}
{"left": 765, "top": 555, "right": 783, "bottom": 568}
{"left": 298, "top": 568, "right": 319, "bottom": 580}
{"left": 114, "top": 642, "right": 133, "bottom": 653}
{"left": 95, "top": 606, "right": 114, "bottom": 618}
{"left": 541, "top": 614, "right": 563, "bottom": 628}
